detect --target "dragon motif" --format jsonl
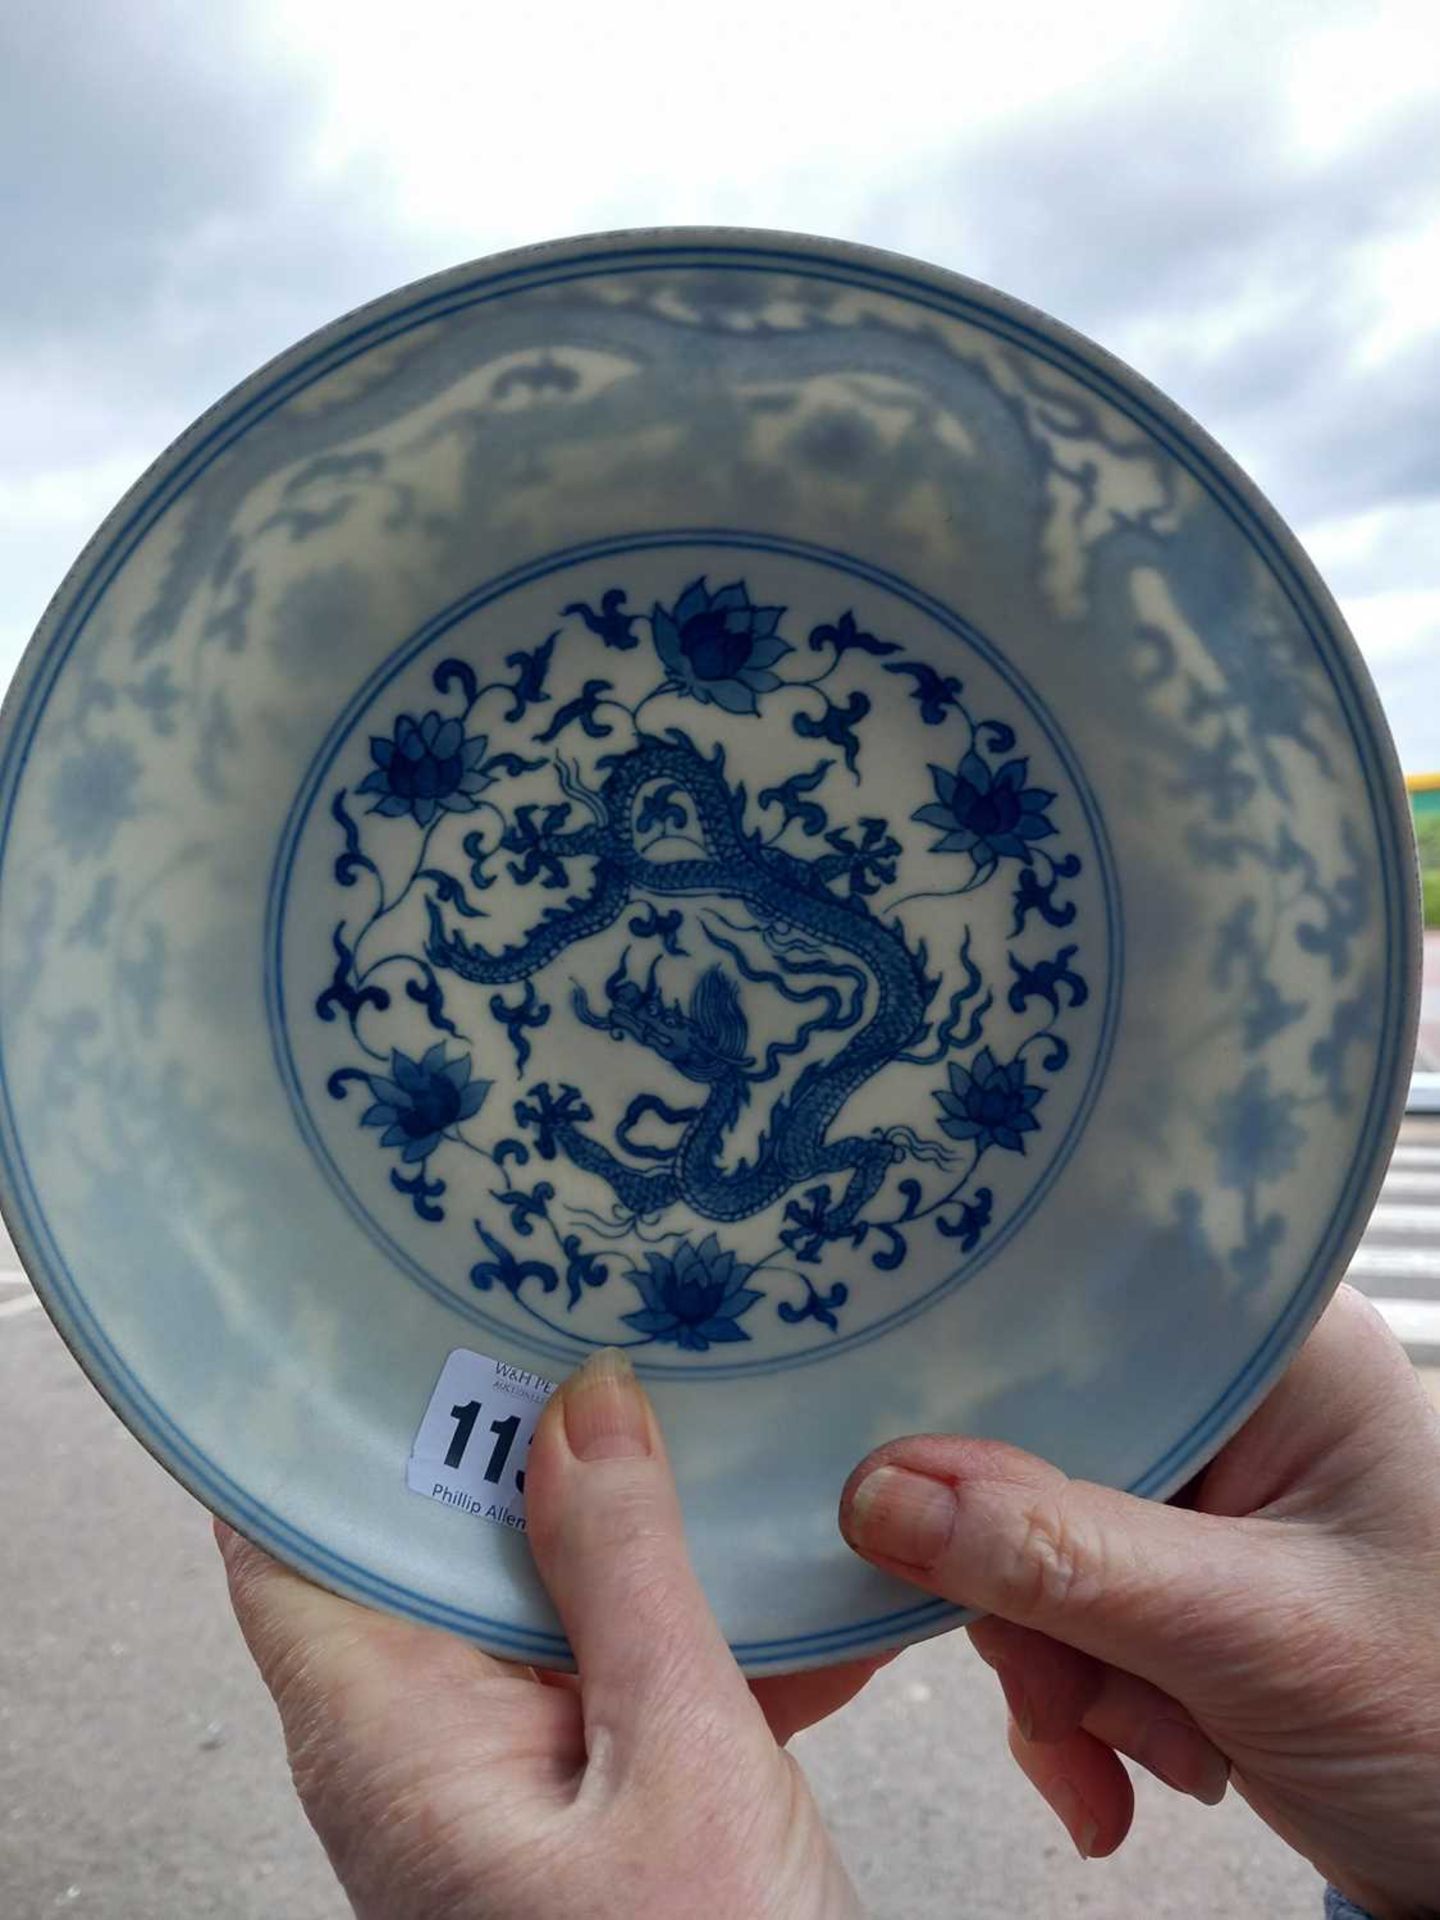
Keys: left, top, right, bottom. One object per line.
{"left": 424, "top": 734, "right": 935, "bottom": 1240}
{"left": 306, "top": 563, "right": 1096, "bottom": 1355}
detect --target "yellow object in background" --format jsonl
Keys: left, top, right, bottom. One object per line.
{"left": 1410, "top": 774, "right": 1440, "bottom": 928}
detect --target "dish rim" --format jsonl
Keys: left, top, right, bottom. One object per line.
{"left": 0, "top": 224, "right": 1420, "bottom": 1670}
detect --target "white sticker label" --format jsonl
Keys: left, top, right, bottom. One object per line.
{"left": 406, "top": 1350, "right": 557, "bottom": 1533}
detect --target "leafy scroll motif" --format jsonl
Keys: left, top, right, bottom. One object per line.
{"left": 1175, "top": 800, "right": 1381, "bottom": 1284}
{"left": 1205, "top": 1066, "right": 1305, "bottom": 1292}
{"left": 945, "top": 346, "right": 1362, "bottom": 1257}
{"left": 310, "top": 570, "right": 1095, "bottom": 1355}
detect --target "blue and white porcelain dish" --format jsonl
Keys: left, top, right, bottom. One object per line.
{"left": 0, "top": 229, "right": 1418, "bottom": 1671}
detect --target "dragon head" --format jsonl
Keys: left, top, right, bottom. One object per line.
{"left": 572, "top": 953, "right": 753, "bottom": 1084}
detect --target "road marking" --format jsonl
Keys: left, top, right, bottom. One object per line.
{"left": 1371, "top": 1297, "right": 1440, "bottom": 1352}
{"left": 1389, "top": 1145, "right": 1440, "bottom": 1172}
{"left": 1377, "top": 1171, "right": 1440, "bottom": 1203}
{"left": 1347, "top": 1244, "right": 1440, "bottom": 1283}
{"left": 1367, "top": 1204, "right": 1440, "bottom": 1236}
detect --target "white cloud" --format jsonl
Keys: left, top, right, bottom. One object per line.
{"left": 0, "top": 458, "right": 145, "bottom": 536}
{"left": 1283, "top": 0, "right": 1440, "bottom": 159}
{"left": 2, "top": 0, "right": 1437, "bottom": 766}
{"left": 263, "top": 0, "right": 1194, "bottom": 250}
{"left": 1337, "top": 588, "right": 1440, "bottom": 666}
{"left": 1303, "top": 499, "right": 1440, "bottom": 605}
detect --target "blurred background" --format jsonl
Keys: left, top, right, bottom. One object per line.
{"left": 2, "top": 2, "right": 1437, "bottom": 1915}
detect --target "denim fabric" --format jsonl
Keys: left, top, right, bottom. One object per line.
{"left": 1324, "top": 1887, "right": 1373, "bottom": 1920}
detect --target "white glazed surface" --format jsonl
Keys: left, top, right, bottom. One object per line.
{"left": 0, "top": 231, "right": 1418, "bottom": 1670}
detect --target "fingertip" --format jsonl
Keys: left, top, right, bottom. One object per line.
{"left": 559, "top": 1347, "right": 655, "bottom": 1463}
{"left": 1007, "top": 1719, "right": 1134, "bottom": 1861}
{"left": 839, "top": 1435, "right": 1030, "bottom": 1544}
{"left": 524, "top": 1350, "right": 663, "bottom": 1566}
{"left": 839, "top": 1434, "right": 945, "bottom": 1521}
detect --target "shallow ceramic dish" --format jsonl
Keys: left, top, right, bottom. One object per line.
{"left": 0, "top": 230, "right": 1418, "bottom": 1671}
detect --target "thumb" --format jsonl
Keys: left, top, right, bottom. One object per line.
{"left": 838, "top": 1435, "right": 1315, "bottom": 1696}
{"left": 525, "top": 1349, "right": 765, "bottom": 1777}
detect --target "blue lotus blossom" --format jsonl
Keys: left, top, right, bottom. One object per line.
{"left": 935, "top": 1047, "right": 1044, "bottom": 1155}
{"left": 620, "top": 1233, "right": 763, "bottom": 1350}
{"left": 1208, "top": 1067, "right": 1303, "bottom": 1189}
{"left": 651, "top": 578, "right": 791, "bottom": 714}
{"left": 358, "top": 712, "right": 490, "bottom": 827}
{"left": 362, "top": 1043, "right": 490, "bottom": 1162}
{"left": 914, "top": 750, "right": 1056, "bottom": 875}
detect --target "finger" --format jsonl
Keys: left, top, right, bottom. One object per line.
{"left": 839, "top": 1433, "right": 1311, "bottom": 1698}
{"left": 750, "top": 1653, "right": 895, "bottom": 1745}
{"left": 1006, "top": 1716, "right": 1133, "bottom": 1860}
{"left": 534, "top": 1667, "right": 582, "bottom": 1692}
{"left": 840, "top": 1286, "right": 1429, "bottom": 1702}
{"left": 969, "top": 1619, "right": 1228, "bottom": 1804}
{"left": 524, "top": 1349, "right": 763, "bottom": 1778}
{"left": 967, "top": 1616, "right": 1103, "bottom": 1741}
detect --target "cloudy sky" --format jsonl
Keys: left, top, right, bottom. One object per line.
{"left": 4, "top": 0, "right": 1437, "bottom": 767}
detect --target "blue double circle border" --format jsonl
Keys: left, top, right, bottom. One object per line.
{"left": 268, "top": 527, "right": 1124, "bottom": 1380}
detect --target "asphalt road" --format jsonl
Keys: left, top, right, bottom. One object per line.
{"left": 2, "top": 1120, "right": 1438, "bottom": 1919}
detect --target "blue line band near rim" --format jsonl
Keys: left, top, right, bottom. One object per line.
{"left": 0, "top": 234, "right": 1414, "bottom": 1666}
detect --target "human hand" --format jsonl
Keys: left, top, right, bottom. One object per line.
{"left": 840, "top": 1285, "right": 1440, "bottom": 1917}
{"left": 219, "top": 1350, "right": 871, "bottom": 1920}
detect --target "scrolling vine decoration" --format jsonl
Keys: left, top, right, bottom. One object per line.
{"left": 313, "top": 570, "right": 1092, "bottom": 1354}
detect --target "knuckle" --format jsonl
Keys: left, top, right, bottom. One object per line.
{"left": 1002, "top": 1493, "right": 1101, "bottom": 1620}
